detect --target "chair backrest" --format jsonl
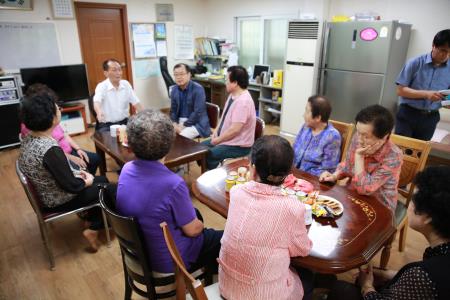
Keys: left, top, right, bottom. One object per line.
{"left": 390, "top": 134, "right": 431, "bottom": 206}
{"left": 99, "top": 187, "right": 175, "bottom": 300}
{"left": 255, "top": 117, "right": 265, "bottom": 141}
{"left": 87, "top": 94, "right": 99, "bottom": 129}
{"left": 15, "top": 161, "right": 46, "bottom": 218}
{"left": 160, "top": 222, "right": 208, "bottom": 300}
{"left": 329, "top": 119, "right": 355, "bottom": 162}
{"left": 160, "top": 56, "right": 176, "bottom": 98}
{"left": 206, "top": 102, "right": 220, "bottom": 129}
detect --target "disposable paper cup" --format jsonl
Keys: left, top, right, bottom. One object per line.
{"left": 304, "top": 204, "right": 313, "bottom": 225}
{"left": 110, "top": 125, "right": 121, "bottom": 137}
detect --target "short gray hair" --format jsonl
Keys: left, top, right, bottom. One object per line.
{"left": 127, "top": 109, "right": 175, "bottom": 160}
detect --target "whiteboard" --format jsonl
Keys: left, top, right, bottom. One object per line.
{"left": 0, "top": 22, "right": 61, "bottom": 70}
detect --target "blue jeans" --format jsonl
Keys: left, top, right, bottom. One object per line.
{"left": 202, "top": 139, "right": 251, "bottom": 170}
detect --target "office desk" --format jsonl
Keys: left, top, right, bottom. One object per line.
{"left": 193, "top": 77, "right": 228, "bottom": 109}
{"left": 193, "top": 77, "right": 283, "bottom": 124}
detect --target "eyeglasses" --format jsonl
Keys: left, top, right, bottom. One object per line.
{"left": 434, "top": 47, "right": 450, "bottom": 55}
{"left": 174, "top": 72, "right": 188, "bottom": 77}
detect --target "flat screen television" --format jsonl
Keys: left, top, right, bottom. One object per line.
{"left": 20, "top": 64, "right": 90, "bottom": 104}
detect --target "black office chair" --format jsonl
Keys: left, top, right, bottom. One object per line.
{"left": 160, "top": 56, "right": 176, "bottom": 98}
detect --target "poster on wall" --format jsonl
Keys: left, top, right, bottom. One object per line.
{"left": 156, "top": 40, "right": 167, "bottom": 57}
{"left": 174, "top": 24, "right": 193, "bottom": 60}
{"left": 155, "top": 23, "right": 166, "bottom": 39}
{"left": 133, "top": 60, "right": 161, "bottom": 79}
{"left": 131, "top": 23, "right": 157, "bottom": 59}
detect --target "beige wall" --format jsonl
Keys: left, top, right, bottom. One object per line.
{"left": 203, "top": 0, "right": 449, "bottom": 60}
{"left": 202, "top": 0, "right": 450, "bottom": 130}
{"left": 0, "top": 0, "right": 208, "bottom": 112}
{"left": 1, "top": 0, "right": 449, "bottom": 118}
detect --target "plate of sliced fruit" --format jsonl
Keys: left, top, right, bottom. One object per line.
{"left": 313, "top": 195, "right": 344, "bottom": 217}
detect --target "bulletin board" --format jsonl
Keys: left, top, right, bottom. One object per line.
{"left": 130, "top": 23, "right": 167, "bottom": 59}
{"left": 0, "top": 22, "right": 61, "bottom": 70}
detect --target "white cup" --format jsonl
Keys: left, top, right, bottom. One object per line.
{"left": 110, "top": 125, "right": 121, "bottom": 137}
{"left": 304, "top": 204, "right": 313, "bottom": 226}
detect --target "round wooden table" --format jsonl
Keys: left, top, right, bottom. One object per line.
{"left": 192, "top": 159, "right": 396, "bottom": 274}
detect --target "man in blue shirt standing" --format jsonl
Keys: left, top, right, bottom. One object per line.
{"left": 395, "top": 29, "right": 450, "bottom": 140}
{"left": 170, "top": 63, "right": 211, "bottom": 139}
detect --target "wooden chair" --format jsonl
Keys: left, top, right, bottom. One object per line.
{"left": 379, "top": 134, "right": 431, "bottom": 269}
{"left": 15, "top": 161, "right": 110, "bottom": 270}
{"left": 160, "top": 222, "right": 221, "bottom": 300}
{"left": 329, "top": 119, "right": 354, "bottom": 162}
{"left": 99, "top": 186, "right": 178, "bottom": 299}
{"left": 99, "top": 187, "right": 207, "bottom": 299}
{"left": 196, "top": 103, "right": 220, "bottom": 143}
{"left": 206, "top": 102, "right": 220, "bottom": 130}
{"left": 255, "top": 117, "right": 265, "bottom": 141}
{"left": 87, "top": 93, "right": 99, "bottom": 130}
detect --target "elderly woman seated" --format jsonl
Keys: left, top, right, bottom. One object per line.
{"left": 218, "top": 135, "right": 313, "bottom": 300}
{"left": 20, "top": 83, "right": 100, "bottom": 175}
{"left": 18, "top": 93, "right": 114, "bottom": 252}
{"left": 327, "top": 166, "right": 450, "bottom": 300}
{"left": 115, "top": 109, "right": 223, "bottom": 275}
{"left": 320, "top": 105, "right": 403, "bottom": 212}
{"left": 293, "top": 95, "right": 341, "bottom": 176}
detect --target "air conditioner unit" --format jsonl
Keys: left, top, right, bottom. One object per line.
{"left": 280, "top": 21, "right": 321, "bottom": 136}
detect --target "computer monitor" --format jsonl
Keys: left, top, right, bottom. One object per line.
{"left": 20, "top": 64, "right": 90, "bottom": 105}
{"left": 253, "top": 64, "right": 270, "bottom": 80}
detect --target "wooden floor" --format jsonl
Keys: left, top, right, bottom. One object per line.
{"left": 0, "top": 126, "right": 428, "bottom": 300}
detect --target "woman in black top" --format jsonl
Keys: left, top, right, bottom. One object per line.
{"left": 328, "top": 166, "right": 450, "bottom": 300}
{"left": 18, "top": 93, "right": 115, "bottom": 252}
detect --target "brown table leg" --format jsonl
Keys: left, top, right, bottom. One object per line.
{"left": 379, "top": 231, "right": 396, "bottom": 269}
{"left": 95, "top": 144, "right": 107, "bottom": 176}
{"left": 200, "top": 156, "right": 207, "bottom": 173}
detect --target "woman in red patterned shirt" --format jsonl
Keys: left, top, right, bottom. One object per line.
{"left": 319, "top": 105, "right": 403, "bottom": 212}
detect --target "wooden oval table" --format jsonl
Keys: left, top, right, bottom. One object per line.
{"left": 192, "top": 159, "right": 396, "bottom": 274}
{"left": 92, "top": 131, "right": 209, "bottom": 175}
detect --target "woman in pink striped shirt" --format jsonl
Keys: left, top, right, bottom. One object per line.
{"left": 219, "top": 135, "right": 313, "bottom": 300}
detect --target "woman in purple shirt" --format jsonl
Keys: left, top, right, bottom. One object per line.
{"left": 293, "top": 95, "right": 341, "bottom": 177}
{"left": 116, "top": 109, "right": 223, "bottom": 275}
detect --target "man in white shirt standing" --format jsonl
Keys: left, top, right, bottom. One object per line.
{"left": 93, "top": 59, "right": 143, "bottom": 132}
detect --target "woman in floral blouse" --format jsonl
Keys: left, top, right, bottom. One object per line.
{"left": 293, "top": 95, "right": 341, "bottom": 176}
{"left": 320, "top": 105, "right": 402, "bottom": 212}
{"left": 327, "top": 165, "right": 450, "bottom": 300}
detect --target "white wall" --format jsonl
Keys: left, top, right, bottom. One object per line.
{"left": 204, "top": 0, "right": 449, "bottom": 60}
{"left": 204, "top": 0, "right": 329, "bottom": 41}
{"left": 0, "top": 0, "right": 208, "bottom": 111}
{"left": 1, "top": 0, "right": 448, "bottom": 109}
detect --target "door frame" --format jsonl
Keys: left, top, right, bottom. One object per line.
{"left": 74, "top": 2, "right": 133, "bottom": 87}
